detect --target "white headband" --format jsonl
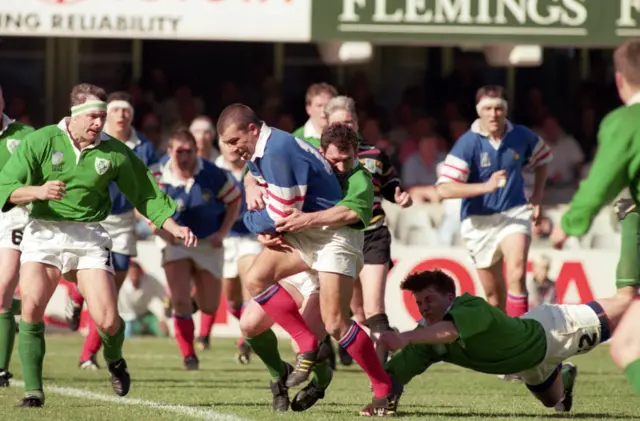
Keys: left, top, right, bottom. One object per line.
{"left": 476, "top": 97, "right": 508, "bottom": 116}
{"left": 107, "top": 100, "right": 134, "bottom": 116}
{"left": 70, "top": 100, "right": 107, "bottom": 116}
{"left": 190, "top": 120, "right": 214, "bottom": 133}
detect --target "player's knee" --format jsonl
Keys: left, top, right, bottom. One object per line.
{"left": 198, "top": 302, "right": 218, "bottom": 316}
{"left": 610, "top": 331, "right": 639, "bottom": 368}
{"left": 505, "top": 259, "right": 527, "bottom": 288}
{"left": 323, "top": 316, "right": 345, "bottom": 340}
{"left": 239, "top": 314, "right": 260, "bottom": 338}
{"left": 20, "top": 297, "right": 46, "bottom": 323}
{"left": 172, "top": 298, "right": 192, "bottom": 316}
{"left": 95, "top": 311, "right": 120, "bottom": 335}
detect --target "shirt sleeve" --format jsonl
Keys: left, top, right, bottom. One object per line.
{"left": 243, "top": 154, "right": 308, "bottom": 234}
{"left": 561, "top": 109, "right": 631, "bottom": 236}
{"left": 216, "top": 170, "right": 242, "bottom": 205}
{"left": 0, "top": 133, "right": 41, "bottom": 212}
{"left": 445, "top": 297, "right": 493, "bottom": 341}
{"left": 437, "top": 135, "right": 473, "bottom": 184}
{"left": 526, "top": 136, "right": 553, "bottom": 168}
{"left": 336, "top": 164, "right": 373, "bottom": 230}
{"left": 114, "top": 146, "right": 177, "bottom": 229}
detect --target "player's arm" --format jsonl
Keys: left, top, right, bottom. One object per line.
{"left": 526, "top": 136, "right": 552, "bottom": 201}
{"left": 0, "top": 134, "right": 49, "bottom": 211}
{"left": 114, "top": 148, "right": 177, "bottom": 230}
{"left": 243, "top": 155, "right": 308, "bottom": 234}
{"left": 398, "top": 321, "right": 459, "bottom": 345}
{"left": 305, "top": 165, "right": 373, "bottom": 229}
{"left": 244, "top": 168, "right": 266, "bottom": 211}
{"left": 384, "top": 341, "right": 436, "bottom": 386}
{"left": 214, "top": 171, "right": 242, "bottom": 236}
{"left": 436, "top": 137, "right": 491, "bottom": 199}
{"left": 378, "top": 151, "right": 403, "bottom": 202}
{"left": 561, "top": 111, "right": 632, "bottom": 237}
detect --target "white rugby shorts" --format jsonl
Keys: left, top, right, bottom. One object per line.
{"left": 517, "top": 303, "right": 602, "bottom": 386}
{"left": 100, "top": 210, "right": 137, "bottom": 256}
{"left": 460, "top": 204, "right": 532, "bottom": 268}
{"left": 222, "top": 235, "right": 263, "bottom": 279}
{"left": 281, "top": 270, "right": 319, "bottom": 298}
{"left": 284, "top": 226, "right": 364, "bottom": 279}
{"left": 0, "top": 206, "right": 29, "bottom": 251}
{"left": 21, "top": 219, "right": 114, "bottom": 274}
{"left": 157, "top": 237, "right": 224, "bottom": 279}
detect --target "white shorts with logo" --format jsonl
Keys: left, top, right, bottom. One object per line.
{"left": 284, "top": 226, "right": 364, "bottom": 279}
{"left": 99, "top": 210, "right": 137, "bottom": 256}
{"left": 281, "top": 271, "right": 319, "bottom": 298}
{"left": 517, "top": 303, "right": 602, "bottom": 386}
{"left": 0, "top": 206, "right": 29, "bottom": 250}
{"left": 21, "top": 219, "right": 114, "bottom": 274}
{"left": 157, "top": 237, "right": 224, "bottom": 279}
{"left": 460, "top": 204, "right": 532, "bottom": 268}
{"left": 222, "top": 235, "right": 263, "bottom": 279}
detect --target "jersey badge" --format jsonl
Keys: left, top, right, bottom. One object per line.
{"left": 6, "top": 138, "right": 20, "bottom": 154}
{"left": 52, "top": 151, "right": 64, "bottom": 171}
{"left": 95, "top": 157, "right": 111, "bottom": 175}
{"left": 202, "top": 189, "right": 212, "bottom": 202}
{"left": 513, "top": 152, "right": 519, "bottom": 160}
{"left": 362, "top": 158, "right": 378, "bottom": 174}
{"left": 480, "top": 152, "right": 491, "bottom": 168}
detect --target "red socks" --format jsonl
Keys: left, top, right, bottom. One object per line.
{"left": 253, "top": 284, "right": 318, "bottom": 353}
{"left": 174, "top": 316, "right": 195, "bottom": 358}
{"left": 69, "top": 283, "right": 84, "bottom": 307}
{"left": 80, "top": 319, "right": 102, "bottom": 362}
{"left": 199, "top": 313, "right": 215, "bottom": 338}
{"left": 228, "top": 301, "right": 244, "bottom": 320}
{"left": 506, "top": 293, "right": 529, "bottom": 317}
{"left": 339, "top": 321, "right": 392, "bottom": 399}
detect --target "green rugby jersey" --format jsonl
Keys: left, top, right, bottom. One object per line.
{"left": 0, "top": 119, "right": 176, "bottom": 228}
{"left": 385, "top": 294, "right": 547, "bottom": 384}
{"left": 0, "top": 114, "right": 35, "bottom": 169}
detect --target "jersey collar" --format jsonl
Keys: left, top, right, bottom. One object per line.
{"left": 470, "top": 119, "right": 514, "bottom": 138}
{"left": 251, "top": 122, "right": 271, "bottom": 161}
{"left": 0, "top": 114, "right": 15, "bottom": 136}
{"left": 58, "top": 118, "right": 110, "bottom": 149}
{"left": 303, "top": 118, "right": 321, "bottom": 139}
{"left": 161, "top": 157, "right": 204, "bottom": 192}
{"left": 626, "top": 91, "right": 640, "bottom": 106}
{"left": 125, "top": 129, "right": 142, "bottom": 150}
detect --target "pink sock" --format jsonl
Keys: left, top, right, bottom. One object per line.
{"left": 199, "top": 313, "right": 215, "bottom": 337}
{"left": 80, "top": 319, "right": 102, "bottom": 361}
{"left": 69, "top": 283, "right": 84, "bottom": 307}
{"left": 339, "top": 321, "right": 392, "bottom": 398}
{"left": 228, "top": 301, "right": 244, "bottom": 320}
{"left": 254, "top": 284, "right": 318, "bottom": 353}
{"left": 174, "top": 316, "right": 195, "bottom": 358}
{"left": 506, "top": 293, "right": 529, "bottom": 317}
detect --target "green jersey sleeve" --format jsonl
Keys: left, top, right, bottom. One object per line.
{"left": 561, "top": 106, "right": 638, "bottom": 236}
{"left": 445, "top": 294, "right": 494, "bottom": 341}
{"left": 385, "top": 336, "right": 437, "bottom": 385}
{"left": 0, "top": 133, "right": 42, "bottom": 212}
{"left": 337, "top": 163, "right": 374, "bottom": 230}
{"left": 114, "top": 146, "right": 176, "bottom": 228}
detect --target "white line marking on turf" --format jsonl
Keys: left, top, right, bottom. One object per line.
{"left": 13, "top": 381, "right": 250, "bottom": 421}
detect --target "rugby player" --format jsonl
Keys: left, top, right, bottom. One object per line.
{"left": 154, "top": 127, "right": 241, "bottom": 370}
{"left": 0, "top": 84, "right": 34, "bottom": 387}
{"left": 292, "top": 83, "right": 337, "bottom": 144}
{"left": 218, "top": 104, "right": 395, "bottom": 415}
{"left": 437, "top": 86, "right": 552, "bottom": 318}
{"left": 0, "top": 83, "right": 195, "bottom": 407}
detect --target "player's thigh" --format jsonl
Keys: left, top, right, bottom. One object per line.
{"left": 300, "top": 292, "right": 326, "bottom": 341}
{"left": 359, "top": 263, "right": 389, "bottom": 317}
{"left": 239, "top": 298, "right": 274, "bottom": 338}
{"left": 0, "top": 248, "right": 21, "bottom": 310}
{"left": 611, "top": 300, "right": 640, "bottom": 367}
{"left": 19, "top": 262, "right": 61, "bottom": 322}
{"left": 76, "top": 268, "right": 120, "bottom": 333}
{"left": 193, "top": 269, "right": 222, "bottom": 315}
{"left": 223, "top": 276, "right": 243, "bottom": 303}
{"left": 238, "top": 254, "right": 257, "bottom": 300}
{"left": 244, "top": 246, "right": 308, "bottom": 295}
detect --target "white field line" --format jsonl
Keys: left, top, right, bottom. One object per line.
{"left": 13, "top": 380, "right": 250, "bottom": 421}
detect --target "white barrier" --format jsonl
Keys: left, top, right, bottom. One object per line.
{"left": 43, "top": 240, "right": 620, "bottom": 336}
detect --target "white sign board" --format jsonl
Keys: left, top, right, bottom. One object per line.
{"left": 0, "top": 0, "right": 311, "bottom": 41}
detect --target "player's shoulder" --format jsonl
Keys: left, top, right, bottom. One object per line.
{"left": 454, "top": 293, "right": 487, "bottom": 308}
{"left": 24, "top": 124, "right": 62, "bottom": 144}
{"left": 201, "top": 158, "right": 227, "bottom": 177}
{"left": 291, "top": 126, "right": 305, "bottom": 138}
{"left": 600, "top": 105, "right": 638, "bottom": 137}
{"left": 133, "top": 131, "right": 155, "bottom": 151}
{"left": 509, "top": 123, "right": 540, "bottom": 140}
{"left": 9, "top": 121, "right": 35, "bottom": 135}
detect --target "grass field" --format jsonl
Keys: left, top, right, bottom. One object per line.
{"left": 0, "top": 335, "right": 638, "bottom": 420}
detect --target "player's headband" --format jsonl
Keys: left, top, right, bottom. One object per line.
{"left": 190, "top": 119, "right": 214, "bottom": 133}
{"left": 476, "top": 97, "right": 508, "bottom": 115}
{"left": 70, "top": 100, "right": 107, "bottom": 116}
{"left": 107, "top": 100, "right": 134, "bottom": 116}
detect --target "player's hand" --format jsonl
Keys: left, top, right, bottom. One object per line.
{"left": 394, "top": 186, "right": 413, "bottom": 208}
{"left": 275, "top": 208, "right": 311, "bottom": 233}
{"left": 208, "top": 231, "right": 225, "bottom": 248}
{"left": 380, "top": 331, "right": 409, "bottom": 353}
{"left": 528, "top": 193, "right": 543, "bottom": 226}
{"left": 550, "top": 224, "right": 568, "bottom": 250}
{"left": 484, "top": 170, "right": 507, "bottom": 193}
{"left": 36, "top": 180, "right": 66, "bottom": 200}
{"left": 170, "top": 226, "right": 197, "bottom": 248}
{"left": 246, "top": 183, "right": 267, "bottom": 211}
{"left": 154, "top": 228, "right": 177, "bottom": 245}
{"left": 257, "top": 233, "right": 293, "bottom": 252}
